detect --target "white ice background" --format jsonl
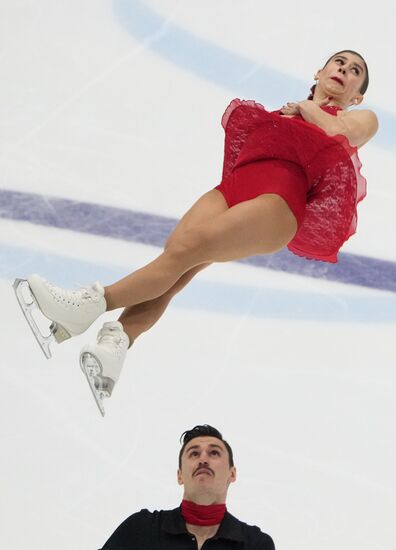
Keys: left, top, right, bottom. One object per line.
{"left": 0, "top": 1, "right": 395, "bottom": 549}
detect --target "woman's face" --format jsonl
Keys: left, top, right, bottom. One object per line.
{"left": 316, "top": 52, "right": 367, "bottom": 106}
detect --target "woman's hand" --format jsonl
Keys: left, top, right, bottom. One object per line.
{"left": 281, "top": 96, "right": 377, "bottom": 147}
{"left": 280, "top": 102, "right": 300, "bottom": 115}
{"left": 281, "top": 97, "right": 331, "bottom": 115}
{"left": 301, "top": 97, "right": 331, "bottom": 109}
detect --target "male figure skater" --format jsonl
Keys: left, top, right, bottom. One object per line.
{"left": 100, "top": 425, "right": 275, "bottom": 549}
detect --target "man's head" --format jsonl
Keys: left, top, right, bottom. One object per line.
{"left": 177, "top": 425, "right": 236, "bottom": 505}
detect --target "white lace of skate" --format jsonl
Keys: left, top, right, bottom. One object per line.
{"left": 97, "top": 327, "right": 122, "bottom": 346}
{"left": 76, "top": 283, "right": 102, "bottom": 300}
{"left": 53, "top": 285, "right": 97, "bottom": 307}
{"left": 48, "top": 281, "right": 100, "bottom": 306}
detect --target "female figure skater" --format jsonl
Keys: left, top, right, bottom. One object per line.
{"left": 14, "top": 50, "right": 378, "bottom": 414}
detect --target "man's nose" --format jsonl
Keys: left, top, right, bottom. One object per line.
{"left": 338, "top": 67, "right": 346, "bottom": 74}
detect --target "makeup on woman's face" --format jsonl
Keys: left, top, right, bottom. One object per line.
{"left": 318, "top": 52, "right": 366, "bottom": 103}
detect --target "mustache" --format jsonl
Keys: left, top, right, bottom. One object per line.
{"left": 193, "top": 466, "right": 214, "bottom": 476}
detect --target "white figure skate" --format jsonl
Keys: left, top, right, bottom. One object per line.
{"left": 80, "top": 321, "right": 130, "bottom": 416}
{"left": 13, "top": 275, "right": 107, "bottom": 358}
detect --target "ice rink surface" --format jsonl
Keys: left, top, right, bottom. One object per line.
{"left": 1, "top": 1, "right": 395, "bottom": 548}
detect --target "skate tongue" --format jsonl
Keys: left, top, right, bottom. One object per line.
{"left": 100, "top": 322, "right": 130, "bottom": 348}
{"left": 92, "top": 282, "right": 105, "bottom": 295}
{"left": 102, "top": 321, "right": 123, "bottom": 331}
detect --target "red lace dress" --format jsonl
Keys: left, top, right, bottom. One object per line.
{"left": 216, "top": 99, "right": 367, "bottom": 263}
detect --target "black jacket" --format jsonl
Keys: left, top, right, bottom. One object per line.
{"left": 100, "top": 507, "right": 275, "bottom": 549}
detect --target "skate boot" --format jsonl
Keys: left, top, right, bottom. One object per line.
{"left": 13, "top": 274, "right": 107, "bottom": 359}
{"left": 80, "top": 321, "right": 130, "bottom": 416}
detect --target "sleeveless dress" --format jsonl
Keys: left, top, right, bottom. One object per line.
{"left": 215, "top": 99, "right": 367, "bottom": 263}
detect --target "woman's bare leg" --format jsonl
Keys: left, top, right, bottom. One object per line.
{"left": 105, "top": 190, "right": 297, "bottom": 311}
{"left": 118, "top": 263, "right": 209, "bottom": 343}
{"left": 105, "top": 189, "right": 227, "bottom": 310}
{"left": 115, "top": 189, "right": 223, "bottom": 342}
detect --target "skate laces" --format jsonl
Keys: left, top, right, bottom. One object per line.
{"left": 97, "top": 323, "right": 126, "bottom": 348}
{"left": 76, "top": 283, "right": 103, "bottom": 302}
{"left": 46, "top": 281, "right": 103, "bottom": 307}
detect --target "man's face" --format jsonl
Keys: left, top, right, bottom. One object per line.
{"left": 177, "top": 436, "right": 236, "bottom": 502}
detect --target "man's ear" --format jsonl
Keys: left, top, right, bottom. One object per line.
{"left": 177, "top": 468, "right": 184, "bottom": 486}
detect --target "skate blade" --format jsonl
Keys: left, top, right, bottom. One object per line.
{"left": 80, "top": 352, "right": 111, "bottom": 417}
{"left": 13, "top": 278, "right": 58, "bottom": 359}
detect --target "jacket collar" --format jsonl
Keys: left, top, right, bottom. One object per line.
{"left": 161, "top": 506, "right": 245, "bottom": 542}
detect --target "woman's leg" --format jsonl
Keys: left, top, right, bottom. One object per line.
{"left": 165, "top": 189, "right": 229, "bottom": 246}
{"left": 115, "top": 189, "right": 225, "bottom": 342}
{"left": 116, "top": 189, "right": 228, "bottom": 342}
{"left": 105, "top": 190, "right": 297, "bottom": 310}
{"left": 118, "top": 263, "right": 209, "bottom": 343}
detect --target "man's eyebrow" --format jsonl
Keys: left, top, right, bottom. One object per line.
{"left": 185, "top": 443, "right": 224, "bottom": 453}
{"left": 208, "top": 444, "right": 223, "bottom": 450}
{"left": 185, "top": 444, "right": 200, "bottom": 453}
{"left": 334, "top": 55, "right": 365, "bottom": 73}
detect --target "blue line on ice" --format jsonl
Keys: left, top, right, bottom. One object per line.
{"left": 1, "top": 189, "right": 396, "bottom": 295}
{"left": 113, "top": 0, "right": 394, "bottom": 151}
{"left": 2, "top": 243, "right": 396, "bottom": 323}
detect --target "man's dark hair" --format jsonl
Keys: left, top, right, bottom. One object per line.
{"left": 178, "top": 424, "right": 234, "bottom": 468}
{"left": 308, "top": 49, "right": 369, "bottom": 100}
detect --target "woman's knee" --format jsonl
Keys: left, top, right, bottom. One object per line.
{"left": 164, "top": 227, "right": 209, "bottom": 263}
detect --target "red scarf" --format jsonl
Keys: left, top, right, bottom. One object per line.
{"left": 181, "top": 499, "right": 226, "bottom": 526}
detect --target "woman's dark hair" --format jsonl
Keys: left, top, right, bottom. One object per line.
{"left": 178, "top": 424, "right": 234, "bottom": 468}
{"left": 308, "top": 49, "right": 369, "bottom": 100}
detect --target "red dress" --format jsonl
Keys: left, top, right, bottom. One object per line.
{"left": 215, "top": 99, "right": 367, "bottom": 263}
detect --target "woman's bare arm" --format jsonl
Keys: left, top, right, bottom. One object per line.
{"left": 288, "top": 100, "right": 378, "bottom": 148}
